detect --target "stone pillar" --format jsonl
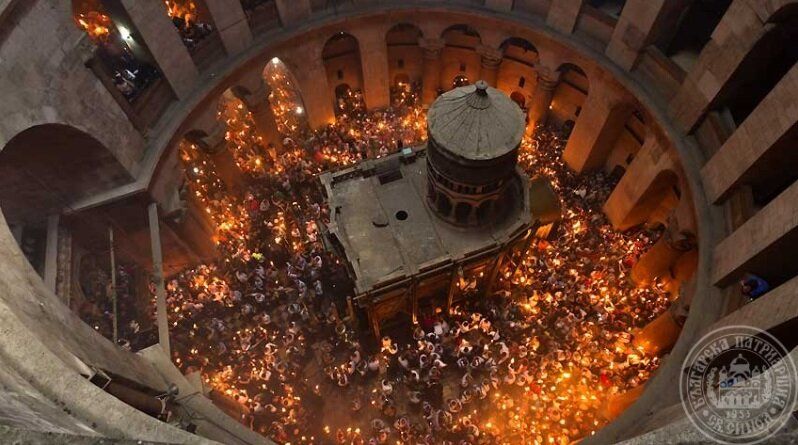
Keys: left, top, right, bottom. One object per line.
{"left": 43, "top": 214, "right": 59, "bottom": 292}
{"left": 119, "top": 0, "right": 199, "bottom": 99}
{"left": 601, "top": 384, "right": 646, "bottom": 422}
{"left": 147, "top": 203, "right": 171, "bottom": 356}
{"left": 56, "top": 227, "right": 73, "bottom": 304}
{"left": 292, "top": 54, "right": 335, "bottom": 129}
{"left": 603, "top": 134, "right": 677, "bottom": 230}
{"left": 631, "top": 215, "right": 696, "bottom": 285}
{"left": 562, "top": 90, "right": 630, "bottom": 173}
{"left": 186, "top": 124, "right": 244, "bottom": 192}
{"left": 484, "top": 0, "right": 513, "bottom": 11}
{"left": 358, "top": 27, "right": 391, "bottom": 110}
{"left": 546, "top": 0, "right": 584, "bottom": 34}
{"left": 606, "top": 0, "right": 691, "bottom": 70}
{"left": 632, "top": 307, "right": 682, "bottom": 356}
{"left": 701, "top": 64, "right": 798, "bottom": 204}
{"left": 712, "top": 179, "right": 798, "bottom": 286}
{"left": 477, "top": 45, "right": 503, "bottom": 87}
{"left": 668, "top": 1, "right": 764, "bottom": 131}
{"left": 526, "top": 68, "right": 560, "bottom": 133}
{"left": 233, "top": 82, "right": 282, "bottom": 148}
{"left": 275, "top": 0, "right": 312, "bottom": 26}
{"left": 204, "top": 0, "right": 252, "bottom": 56}
{"left": 420, "top": 38, "right": 445, "bottom": 106}
{"left": 171, "top": 198, "right": 217, "bottom": 260}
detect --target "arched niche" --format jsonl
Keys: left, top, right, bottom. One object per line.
{"left": 386, "top": 23, "right": 424, "bottom": 93}
{"left": 498, "top": 37, "right": 539, "bottom": 100}
{"left": 550, "top": 63, "right": 589, "bottom": 126}
{"left": 440, "top": 25, "right": 481, "bottom": 91}
{"left": 322, "top": 32, "right": 364, "bottom": 111}
{"left": 0, "top": 124, "right": 132, "bottom": 227}
{"left": 263, "top": 57, "right": 310, "bottom": 137}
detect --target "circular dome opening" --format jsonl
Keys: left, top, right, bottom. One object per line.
{"left": 395, "top": 210, "right": 408, "bottom": 220}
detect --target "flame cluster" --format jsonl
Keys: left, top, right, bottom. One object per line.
{"left": 164, "top": 0, "right": 199, "bottom": 26}
{"left": 75, "top": 10, "right": 113, "bottom": 43}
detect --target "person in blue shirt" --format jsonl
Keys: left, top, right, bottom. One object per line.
{"left": 741, "top": 273, "right": 770, "bottom": 301}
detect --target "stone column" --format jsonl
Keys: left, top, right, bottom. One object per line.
{"left": 603, "top": 133, "right": 677, "bottom": 230}
{"left": 233, "top": 82, "right": 282, "bottom": 148}
{"left": 701, "top": 64, "right": 798, "bottom": 204}
{"left": 187, "top": 124, "right": 244, "bottom": 192}
{"left": 204, "top": 0, "right": 252, "bottom": 56}
{"left": 562, "top": 90, "right": 630, "bottom": 173}
{"left": 712, "top": 179, "right": 798, "bottom": 286}
{"left": 292, "top": 55, "right": 335, "bottom": 129}
{"left": 669, "top": 1, "right": 766, "bottom": 132}
{"left": 147, "top": 203, "right": 171, "bottom": 356}
{"left": 275, "top": 0, "right": 312, "bottom": 26}
{"left": 632, "top": 307, "right": 683, "bottom": 356}
{"left": 631, "top": 215, "right": 696, "bottom": 286}
{"left": 601, "top": 384, "right": 646, "bottom": 422}
{"left": 358, "top": 27, "right": 391, "bottom": 110}
{"left": 56, "top": 227, "right": 73, "bottom": 304}
{"left": 477, "top": 45, "right": 503, "bottom": 87}
{"left": 43, "top": 214, "right": 59, "bottom": 292}
{"left": 606, "top": 0, "right": 691, "bottom": 70}
{"left": 171, "top": 197, "right": 217, "bottom": 260}
{"left": 420, "top": 38, "right": 445, "bottom": 106}
{"left": 526, "top": 68, "right": 560, "bottom": 133}
{"left": 118, "top": 0, "right": 199, "bottom": 99}
{"left": 546, "top": 0, "right": 584, "bottom": 34}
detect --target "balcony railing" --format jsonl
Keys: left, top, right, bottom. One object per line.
{"left": 86, "top": 54, "right": 175, "bottom": 131}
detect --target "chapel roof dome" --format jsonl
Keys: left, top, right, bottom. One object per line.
{"left": 427, "top": 80, "right": 525, "bottom": 161}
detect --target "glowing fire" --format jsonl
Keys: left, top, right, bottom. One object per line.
{"left": 75, "top": 11, "right": 112, "bottom": 43}
{"left": 164, "top": 0, "right": 198, "bottom": 26}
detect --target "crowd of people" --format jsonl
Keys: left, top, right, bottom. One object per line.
{"left": 68, "top": 65, "right": 672, "bottom": 443}
{"left": 156, "top": 74, "right": 674, "bottom": 444}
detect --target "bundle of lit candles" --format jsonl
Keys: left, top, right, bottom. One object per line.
{"left": 163, "top": 0, "right": 198, "bottom": 26}
{"left": 75, "top": 9, "right": 112, "bottom": 43}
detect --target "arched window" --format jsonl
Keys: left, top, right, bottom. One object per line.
{"left": 510, "top": 91, "right": 526, "bottom": 109}
{"left": 452, "top": 75, "right": 470, "bottom": 88}
{"left": 500, "top": 37, "right": 539, "bottom": 68}
{"left": 436, "top": 194, "right": 453, "bottom": 216}
{"left": 552, "top": 63, "right": 589, "bottom": 126}
{"left": 454, "top": 202, "right": 472, "bottom": 224}
{"left": 323, "top": 32, "right": 364, "bottom": 116}
{"left": 476, "top": 201, "right": 493, "bottom": 224}
{"left": 386, "top": 23, "right": 423, "bottom": 106}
